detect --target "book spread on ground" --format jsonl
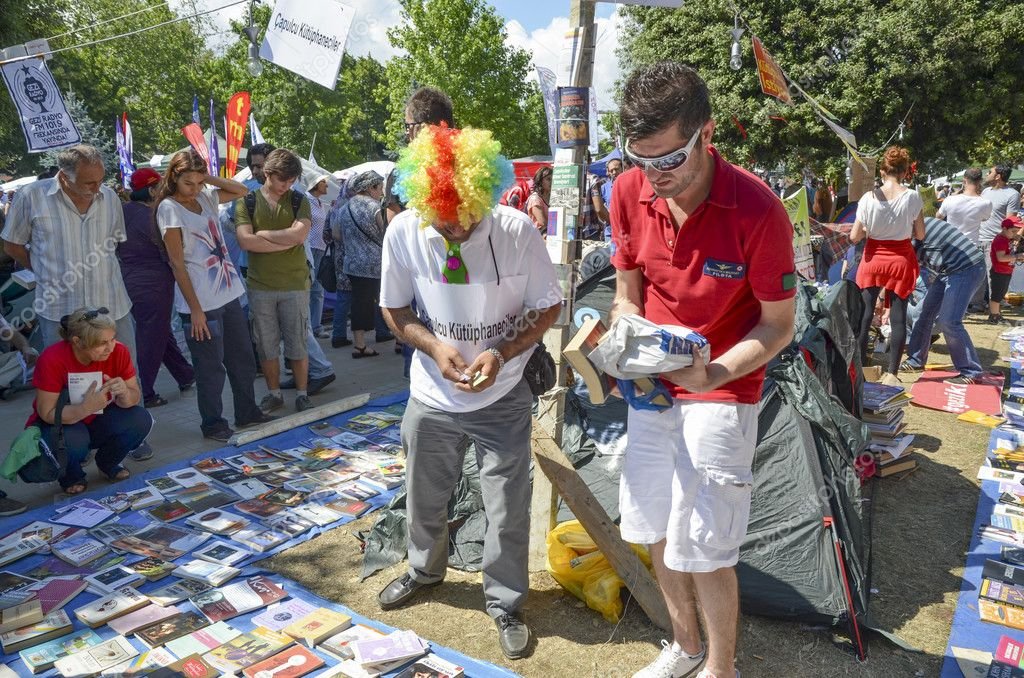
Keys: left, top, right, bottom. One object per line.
{"left": 32, "top": 578, "right": 87, "bottom": 614}
{"left": 75, "top": 586, "right": 150, "bottom": 627}
{"left": 185, "top": 507, "right": 250, "bottom": 535}
{"left": 145, "top": 578, "right": 212, "bottom": 607}
{"left": 242, "top": 643, "right": 324, "bottom": 678}
{"left": 147, "top": 653, "right": 219, "bottom": 678}
{"left": 283, "top": 607, "right": 352, "bottom": 647}
{"left": 193, "top": 540, "right": 252, "bottom": 566}
{"left": 52, "top": 535, "right": 108, "bottom": 566}
{"left": 351, "top": 629, "right": 428, "bottom": 667}
{"left": 110, "top": 523, "right": 210, "bottom": 560}
{"left": 395, "top": 653, "right": 466, "bottom": 678}
{"left": 136, "top": 610, "right": 210, "bottom": 648}
{"left": 0, "top": 598, "right": 44, "bottom": 633}
{"left": 0, "top": 536, "right": 47, "bottom": 567}
{"left": 173, "top": 559, "right": 242, "bottom": 587}
{"left": 127, "top": 557, "right": 177, "bottom": 581}
{"left": 101, "top": 647, "right": 177, "bottom": 676}
{"left": 54, "top": 634, "right": 138, "bottom": 677}
{"left": 19, "top": 628, "right": 103, "bottom": 674}
{"left": 164, "top": 620, "right": 241, "bottom": 658}
{"left": 85, "top": 564, "right": 144, "bottom": 594}
{"left": 0, "top": 609, "right": 72, "bottom": 654}
{"left": 202, "top": 626, "right": 294, "bottom": 673}
{"left": 252, "top": 598, "right": 319, "bottom": 632}
{"left": 107, "top": 603, "right": 182, "bottom": 636}
{"left": 191, "top": 575, "right": 287, "bottom": 622}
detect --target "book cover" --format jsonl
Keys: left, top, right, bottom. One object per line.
{"left": 54, "top": 634, "right": 138, "bottom": 676}
{"left": 242, "top": 643, "right": 324, "bottom": 678}
{"left": 19, "top": 628, "right": 102, "bottom": 674}
{"left": 49, "top": 499, "right": 115, "bottom": 528}
{"left": 97, "top": 492, "right": 131, "bottom": 514}
{"left": 186, "top": 508, "right": 250, "bottom": 535}
{"left": 148, "top": 653, "right": 219, "bottom": 678}
{"left": 981, "top": 597, "right": 1024, "bottom": 630}
{"left": 351, "top": 630, "right": 428, "bottom": 667}
{"left": 175, "top": 484, "right": 240, "bottom": 513}
{"left": 0, "top": 609, "right": 72, "bottom": 654}
{"left": 1, "top": 521, "right": 80, "bottom": 553}
{"left": 110, "top": 523, "right": 210, "bottom": 561}
{"left": 193, "top": 540, "right": 252, "bottom": 566}
{"left": 145, "top": 579, "right": 212, "bottom": 607}
{"left": 232, "top": 526, "right": 291, "bottom": 552}
{"left": 985, "top": 559, "right": 1024, "bottom": 589}
{"left": 24, "top": 553, "right": 123, "bottom": 580}
{"left": 146, "top": 476, "right": 184, "bottom": 494}
{"left": 234, "top": 498, "right": 287, "bottom": 518}
{"left": 252, "top": 598, "right": 319, "bottom": 632}
{"left": 0, "top": 599, "right": 43, "bottom": 633}
{"left": 190, "top": 575, "right": 287, "bottom": 622}
{"left": 321, "top": 624, "right": 388, "bottom": 661}
{"left": 997, "top": 634, "right": 1024, "bottom": 669}
{"left": 862, "top": 382, "right": 907, "bottom": 411}
{"left": 164, "top": 620, "right": 241, "bottom": 658}
{"left": 395, "top": 653, "right": 465, "bottom": 678}
{"left": 52, "top": 534, "right": 108, "bottom": 566}
{"left": 146, "top": 500, "right": 193, "bottom": 523}
{"left": 263, "top": 512, "right": 314, "bottom": 537}
{"left": 283, "top": 607, "right": 351, "bottom": 646}
{"left": 205, "top": 468, "right": 248, "bottom": 485}
{"left": 990, "top": 659, "right": 1024, "bottom": 677}
{"left": 0, "top": 536, "right": 48, "bottom": 567}
{"left": 202, "top": 626, "right": 294, "bottom": 673}
{"left": 85, "top": 564, "right": 144, "bottom": 594}
{"left": 194, "top": 458, "right": 230, "bottom": 473}
{"left": 75, "top": 586, "right": 150, "bottom": 627}
{"left": 290, "top": 503, "right": 343, "bottom": 526}
{"left": 228, "top": 478, "right": 273, "bottom": 499}
{"left": 101, "top": 647, "right": 177, "bottom": 676}
{"left": 128, "top": 557, "right": 177, "bottom": 581}
{"left": 259, "top": 488, "right": 308, "bottom": 507}
{"left": 124, "top": 487, "right": 164, "bottom": 510}
{"left": 328, "top": 499, "right": 373, "bottom": 518}
{"left": 0, "top": 570, "right": 37, "bottom": 602}
{"left": 174, "top": 559, "right": 241, "bottom": 587}
{"left": 31, "top": 578, "right": 87, "bottom": 614}
{"left": 89, "top": 521, "right": 140, "bottom": 545}
{"left": 136, "top": 610, "right": 210, "bottom": 648}
{"left": 167, "top": 468, "right": 210, "bottom": 488}
{"left": 107, "top": 603, "right": 181, "bottom": 636}
{"left": 983, "top": 578, "right": 1024, "bottom": 609}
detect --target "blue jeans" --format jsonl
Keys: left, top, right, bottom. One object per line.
{"left": 39, "top": 405, "right": 153, "bottom": 488}
{"left": 307, "top": 327, "right": 333, "bottom": 379}
{"left": 332, "top": 289, "right": 352, "bottom": 342}
{"left": 904, "top": 263, "right": 985, "bottom": 377}
{"left": 309, "top": 248, "right": 326, "bottom": 330}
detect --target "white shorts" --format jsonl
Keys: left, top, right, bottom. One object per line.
{"left": 619, "top": 400, "right": 759, "bottom": 573}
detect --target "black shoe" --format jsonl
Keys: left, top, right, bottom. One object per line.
{"left": 295, "top": 395, "right": 314, "bottom": 412}
{"left": 494, "top": 613, "right": 530, "bottom": 660}
{"left": 236, "top": 411, "right": 277, "bottom": 429}
{"left": 377, "top": 573, "right": 442, "bottom": 611}
{"left": 0, "top": 496, "right": 27, "bottom": 516}
{"left": 307, "top": 373, "right": 336, "bottom": 395}
{"left": 203, "top": 425, "right": 235, "bottom": 443}
{"left": 332, "top": 337, "right": 353, "bottom": 348}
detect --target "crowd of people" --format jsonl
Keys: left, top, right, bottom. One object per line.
{"left": 0, "top": 59, "right": 1022, "bottom": 678}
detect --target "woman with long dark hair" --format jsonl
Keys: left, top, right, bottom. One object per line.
{"left": 850, "top": 146, "right": 925, "bottom": 387}
{"left": 117, "top": 168, "right": 194, "bottom": 408}
{"left": 526, "top": 166, "right": 552, "bottom": 234}
{"left": 155, "top": 150, "right": 273, "bottom": 441}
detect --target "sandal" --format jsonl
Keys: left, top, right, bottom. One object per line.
{"left": 144, "top": 396, "right": 169, "bottom": 408}
{"left": 63, "top": 480, "right": 88, "bottom": 495}
{"left": 107, "top": 466, "right": 131, "bottom": 482}
{"left": 352, "top": 345, "right": 380, "bottom": 359}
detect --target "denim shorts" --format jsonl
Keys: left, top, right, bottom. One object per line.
{"left": 248, "top": 289, "right": 310, "bottom": 361}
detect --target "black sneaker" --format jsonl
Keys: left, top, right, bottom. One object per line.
{"left": 0, "top": 496, "right": 27, "bottom": 516}
{"left": 296, "top": 395, "right": 314, "bottom": 412}
{"left": 203, "top": 425, "right": 235, "bottom": 443}
{"left": 989, "top": 314, "right": 1005, "bottom": 325}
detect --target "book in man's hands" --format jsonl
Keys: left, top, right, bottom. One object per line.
{"left": 563, "top": 317, "right": 671, "bottom": 406}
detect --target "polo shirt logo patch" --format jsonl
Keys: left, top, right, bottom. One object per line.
{"left": 702, "top": 258, "right": 746, "bottom": 280}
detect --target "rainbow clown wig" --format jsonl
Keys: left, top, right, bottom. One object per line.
{"left": 395, "top": 124, "right": 515, "bottom": 230}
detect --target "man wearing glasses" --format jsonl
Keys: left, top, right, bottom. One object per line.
{"left": 609, "top": 62, "right": 796, "bottom": 678}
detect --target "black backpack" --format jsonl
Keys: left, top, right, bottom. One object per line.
{"left": 243, "top": 189, "right": 305, "bottom": 224}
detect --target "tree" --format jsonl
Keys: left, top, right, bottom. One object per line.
{"left": 382, "top": 0, "right": 550, "bottom": 158}
{"left": 38, "top": 91, "right": 117, "bottom": 175}
{"left": 203, "top": 5, "right": 389, "bottom": 170}
{"left": 618, "top": 0, "right": 1024, "bottom": 176}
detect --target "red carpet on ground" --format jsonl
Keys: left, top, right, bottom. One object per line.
{"left": 909, "top": 370, "right": 1004, "bottom": 416}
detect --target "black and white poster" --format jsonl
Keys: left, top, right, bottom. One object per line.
{"left": 1, "top": 57, "right": 81, "bottom": 153}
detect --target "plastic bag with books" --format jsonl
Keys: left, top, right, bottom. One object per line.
{"left": 546, "top": 520, "right": 652, "bottom": 623}
{"left": 588, "top": 314, "right": 710, "bottom": 380}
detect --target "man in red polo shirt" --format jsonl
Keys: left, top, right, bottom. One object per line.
{"left": 610, "top": 62, "right": 796, "bottom": 678}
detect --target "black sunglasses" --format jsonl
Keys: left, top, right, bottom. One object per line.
{"left": 60, "top": 307, "right": 109, "bottom": 330}
{"left": 404, "top": 121, "right": 426, "bottom": 132}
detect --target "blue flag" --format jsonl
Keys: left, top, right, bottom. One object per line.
{"left": 208, "top": 99, "right": 220, "bottom": 177}
{"left": 192, "top": 94, "right": 200, "bottom": 125}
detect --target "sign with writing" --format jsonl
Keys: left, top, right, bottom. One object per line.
{"left": 550, "top": 163, "right": 582, "bottom": 211}
{"left": 259, "top": 0, "right": 355, "bottom": 90}
{"left": 225, "top": 92, "right": 251, "bottom": 178}
{"left": 782, "top": 187, "right": 815, "bottom": 281}
{"left": 556, "top": 87, "right": 589, "bottom": 149}
{"left": 1, "top": 57, "right": 81, "bottom": 153}
{"left": 752, "top": 37, "right": 793, "bottom": 106}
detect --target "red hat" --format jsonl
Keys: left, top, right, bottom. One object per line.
{"left": 1003, "top": 215, "right": 1024, "bottom": 230}
{"left": 129, "top": 168, "right": 161, "bottom": 191}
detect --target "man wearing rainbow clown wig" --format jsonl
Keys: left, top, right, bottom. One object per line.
{"left": 378, "top": 124, "right": 562, "bottom": 660}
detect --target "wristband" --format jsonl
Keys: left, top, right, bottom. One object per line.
{"left": 485, "top": 347, "right": 505, "bottom": 372}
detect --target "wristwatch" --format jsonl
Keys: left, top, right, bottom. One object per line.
{"left": 485, "top": 347, "right": 505, "bottom": 372}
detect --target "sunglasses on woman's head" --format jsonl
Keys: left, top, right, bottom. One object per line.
{"left": 624, "top": 123, "right": 705, "bottom": 173}
{"left": 59, "top": 307, "right": 109, "bottom": 331}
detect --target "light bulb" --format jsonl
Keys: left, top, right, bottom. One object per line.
{"left": 247, "top": 44, "right": 263, "bottom": 77}
{"left": 730, "top": 42, "right": 743, "bottom": 71}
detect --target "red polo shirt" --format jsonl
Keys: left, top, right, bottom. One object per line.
{"left": 610, "top": 146, "right": 795, "bottom": 404}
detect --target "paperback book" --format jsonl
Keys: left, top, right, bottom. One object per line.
{"left": 49, "top": 499, "right": 115, "bottom": 528}
{"left": 145, "top": 578, "right": 212, "bottom": 607}
{"left": 124, "top": 487, "right": 164, "bottom": 510}
{"left": 0, "top": 609, "right": 72, "bottom": 654}
{"left": 147, "top": 653, "right": 218, "bottom": 678}
{"left": 164, "top": 620, "right": 241, "bottom": 658}
{"left": 0, "top": 599, "right": 44, "bottom": 633}
{"left": 190, "top": 575, "right": 287, "bottom": 622}
{"left": 351, "top": 629, "right": 428, "bottom": 668}
{"left": 146, "top": 500, "right": 193, "bottom": 523}
{"left": 0, "top": 536, "right": 47, "bottom": 567}
{"left": 54, "top": 634, "right": 138, "bottom": 677}
{"left": 174, "top": 483, "right": 240, "bottom": 513}
{"left": 231, "top": 526, "right": 291, "bottom": 552}
{"left": 85, "top": 564, "right": 144, "bottom": 594}
{"left": 106, "top": 603, "right": 182, "bottom": 636}
{"left": 110, "top": 523, "right": 211, "bottom": 560}
{"left": 127, "top": 557, "right": 177, "bottom": 581}
{"left": 173, "top": 559, "right": 242, "bottom": 587}
{"left": 167, "top": 468, "right": 210, "bottom": 488}
{"left": 251, "top": 598, "right": 318, "bottom": 632}
{"left": 283, "top": 607, "right": 352, "bottom": 647}
{"left": 31, "top": 578, "right": 87, "bottom": 614}
{"left": 395, "top": 654, "right": 465, "bottom": 678}
{"left": 19, "top": 628, "right": 103, "bottom": 674}
{"left": 185, "top": 507, "right": 250, "bottom": 535}
{"left": 101, "top": 647, "right": 177, "bottom": 676}
{"left": 193, "top": 539, "right": 252, "bottom": 566}
{"left": 75, "top": 586, "right": 150, "bottom": 627}
{"left": 136, "top": 610, "right": 210, "bottom": 648}
{"left": 242, "top": 643, "right": 324, "bottom": 678}
{"left": 202, "top": 627, "right": 294, "bottom": 673}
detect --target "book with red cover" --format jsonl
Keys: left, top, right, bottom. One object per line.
{"left": 191, "top": 575, "right": 287, "bottom": 622}
{"left": 242, "top": 644, "right": 323, "bottom": 678}
{"left": 998, "top": 634, "right": 1024, "bottom": 669}
{"left": 31, "top": 579, "right": 87, "bottom": 615}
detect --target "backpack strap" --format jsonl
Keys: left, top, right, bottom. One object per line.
{"left": 54, "top": 388, "right": 69, "bottom": 457}
{"left": 291, "top": 190, "right": 304, "bottom": 219}
{"left": 244, "top": 191, "right": 257, "bottom": 224}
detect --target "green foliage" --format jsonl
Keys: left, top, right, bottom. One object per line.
{"left": 618, "top": 0, "right": 1024, "bottom": 176}
{"left": 382, "top": 0, "right": 549, "bottom": 158}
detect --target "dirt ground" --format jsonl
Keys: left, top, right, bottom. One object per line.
{"left": 266, "top": 309, "right": 1013, "bottom": 678}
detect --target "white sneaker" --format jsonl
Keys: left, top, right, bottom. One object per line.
{"left": 696, "top": 669, "right": 739, "bottom": 678}
{"left": 632, "top": 640, "right": 706, "bottom": 678}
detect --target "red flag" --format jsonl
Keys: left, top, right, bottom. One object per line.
{"left": 752, "top": 37, "right": 793, "bottom": 106}
{"left": 182, "top": 123, "right": 209, "bottom": 165}
{"left": 731, "top": 115, "right": 747, "bottom": 140}
{"left": 225, "top": 92, "right": 251, "bottom": 178}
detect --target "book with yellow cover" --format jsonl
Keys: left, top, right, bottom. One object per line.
{"left": 283, "top": 607, "right": 352, "bottom": 647}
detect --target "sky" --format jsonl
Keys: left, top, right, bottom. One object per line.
{"left": 177, "top": 0, "right": 624, "bottom": 112}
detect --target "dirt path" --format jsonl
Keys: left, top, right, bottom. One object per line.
{"left": 266, "top": 311, "right": 1010, "bottom": 678}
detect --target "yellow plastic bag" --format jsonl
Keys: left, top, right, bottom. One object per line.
{"left": 546, "top": 520, "right": 652, "bottom": 623}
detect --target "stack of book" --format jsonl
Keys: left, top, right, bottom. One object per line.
{"left": 861, "top": 382, "right": 917, "bottom": 477}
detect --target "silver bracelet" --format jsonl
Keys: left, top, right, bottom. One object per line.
{"left": 485, "top": 347, "right": 505, "bottom": 372}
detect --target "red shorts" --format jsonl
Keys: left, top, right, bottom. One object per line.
{"left": 856, "top": 238, "right": 918, "bottom": 300}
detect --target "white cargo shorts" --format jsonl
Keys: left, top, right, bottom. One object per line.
{"left": 619, "top": 400, "right": 758, "bottom": 572}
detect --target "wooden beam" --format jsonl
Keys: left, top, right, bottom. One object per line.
{"left": 532, "top": 428, "right": 672, "bottom": 631}
{"left": 228, "top": 393, "right": 371, "bottom": 446}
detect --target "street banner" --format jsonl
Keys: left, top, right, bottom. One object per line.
{"left": 123, "top": 113, "right": 134, "bottom": 163}
{"left": 208, "top": 99, "right": 220, "bottom": 177}
{"left": 182, "top": 122, "right": 209, "bottom": 166}
{"left": 782, "top": 187, "right": 815, "bottom": 281}
{"left": 752, "top": 37, "right": 793, "bottom": 106}
{"left": 226, "top": 92, "right": 251, "bottom": 178}
{"left": 115, "top": 116, "right": 134, "bottom": 189}
{"left": 192, "top": 94, "right": 200, "bottom": 125}
{"left": 535, "top": 66, "right": 558, "bottom": 156}
{"left": 249, "top": 113, "right": 265, "bottom": 145}
{"left": 0, "top": 57, "right": 81, "bottom": 153}
{"left": 589, "top": 88, "right": 598, "bottom": 154}
{"left": 259, "top": 0, "right": 355, "bottom": 90}
{"left": 556, "top": 86, "right": 589, "bottom": 149}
